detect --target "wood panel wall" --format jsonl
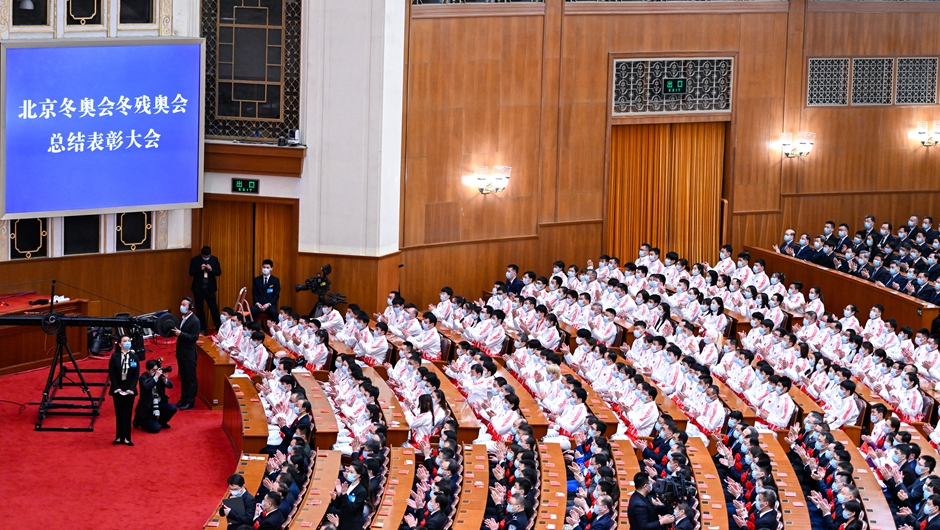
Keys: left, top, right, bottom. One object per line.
{"left": 0, "top": 249, "right": 191, "bottom": 317}
{"left": 403, "top": 0, "right": 940, "bottom": 288}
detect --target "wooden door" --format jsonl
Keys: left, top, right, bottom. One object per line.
{"left": 198, "top": 195, "right": 298, "bottom": 312}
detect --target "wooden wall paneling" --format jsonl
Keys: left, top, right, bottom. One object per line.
{"left": 203, "top": 143, "right": 306, "bottom": 178}
{"left": 0, "top": 249, "right": 191, "bottom": 317}
{"left": 377, "top": 253, "right": 403, "bottom": 315}
{"left": 200, "top": 197, "right": 256, "bottom": 310}
{"left": 536, "top": 221, "right": 603, "bottom": 275}
{"left": 254, "top": 201, "right": 299, "bottom": 311}
{"left": 404, "top": 15, "right": 545, "bottom": 247}
{"left": 804, "top": 12, "right": 940, "bottom": 57}
{"left": 295, "top": 253, "right": 379, "bottom": 318}
{"left": 779, "top": 0, "right": 807, "bottom": 197}
{"left": 538, "top": 0, "right": 564, "bottom": 224}
{"left": 730, "top": 212, "right": 784, "bottom": 252}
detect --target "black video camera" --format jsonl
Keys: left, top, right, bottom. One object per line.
{"left": 296, "top": 264, "right": 333, "bottom": 295}
{"left": 154, "top": 358, "right": 173, "bottom": 374}
{"left": 88, "top": 326, "right": 115, "bottom": 355}
{"left": 652, "top": 475, "right": 697, "bottom": 506}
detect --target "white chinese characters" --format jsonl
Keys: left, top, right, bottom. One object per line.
{"left": 18, "top": 93, "right": 188, "bottom": 120}
{"left": 47, "top": 129, "right": 162, "bottom": 153}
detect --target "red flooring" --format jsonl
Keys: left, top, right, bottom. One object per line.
{"left": 0, "top": 337, "right": 234, "bottom": 530}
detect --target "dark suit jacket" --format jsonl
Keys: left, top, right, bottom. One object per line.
{"left": 627, "top": 492, "right": 665, "bottom": 530}
{"left": 795, "top": 245, "right": 817, "bottom": 261}
{"left": 190, "top": 255, "right": 222, "bottom": 293}
{"left": 832, "top": 236, "right": 852, "bottom": 253}
{"left": 578, "top": 513, "right": 613, "bottom": 530}
{"left": 333, "top": 483, "right": 368, "bottom": 530}
{"left": 254, "top": 509, "right": 285, "bottom": 530}
{"left": 277, "top": 414, "right": 312, "bottom": 450}
{"left": 868, "top": 266, "right": 890, "bottom": 284}
{"left": 912, "top": 283, "right": 936, "bottom": 302}
{"left": 777, "top": 241, "right": 797, "bottom": 255}
{"left": 252, "top": 275, "right": 281, "bottom": 308}
{"left": 415, "top": 509, "right": 447, "bottom": 530}
{"left": 135, "top": 372, "right": 172, "bottom": 418}
{"left": 176, "top": 313, "right": 201, "bottom": 360}
{"left": 506, "top": 277, "right": 524, "bottom": 296}
{"left": 884, "top": 273, "right": 908, "bottom": 291}
{"left": 922, "top": 514, "right": 940, "bottom": 530}
{"left": 814, "top": 251, "right": 837, "bottom": 269}
{"left": 223, "top": 492, "right": 257, "bottom": 527}
{"left": 108, "top": 351, "right": 140, "bottom": 395}
{"left": 754, "top": 509, "right": 779, "bottom": 530}
{"left": 674, "top": 516, "right": 694, "bottom": 530}
{"left": 505, "top": 511, "right": 529, "bottom": 530}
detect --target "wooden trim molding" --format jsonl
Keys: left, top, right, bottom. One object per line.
{"left": 401, "top": 234, "right": 540, "bottom": 251}
{"left": 611, "top": 113, "right": 732, "bottom": 125}
{"left": 538, "top": 219, "right": 603, "bottom": 228}
{"left": 412, "top": 3, "right": 546, "bottom": 19}
{"left": 781, "top": 189, "right": 940, "bottom": 198}
{"left": 807, "top": 1, "right": 940, "bottom": 13}
{"left": 564, "top": 1, "right": 789, "bottom": 16}
{"left": 204, "top": 142, "right": 306, "bottom": 178}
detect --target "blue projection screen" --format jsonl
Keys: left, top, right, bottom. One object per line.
{"left": 0, "top": 38, "right": 205, "bottom": 219}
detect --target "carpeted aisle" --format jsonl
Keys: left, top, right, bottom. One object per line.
{"left": 0, "top": 337, "right": 234, "bottom": 530}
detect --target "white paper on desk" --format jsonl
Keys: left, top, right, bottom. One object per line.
{"left": 292, "top": 368, "right": 311, "bottom": 374}
{"left": 231, "top": 372, "right": 251, "bottom": 378}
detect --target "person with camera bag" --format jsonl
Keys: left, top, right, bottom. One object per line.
{"left": 108, "top": 335, "right": 140, "bottom": 446}
{"left": 134, "top": 359, "right": 177, "bottom": 432}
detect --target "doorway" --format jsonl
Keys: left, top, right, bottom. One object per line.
{"left": 193, "top": 194, "right": 299, "bottom": 312}
{"left": 605, "top": 122, "right": 725, "bottom": 265}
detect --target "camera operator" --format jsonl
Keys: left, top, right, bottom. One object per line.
{"left": 134, "top": 359, "right": 178, "bottom": 432}
{"left": 627, "top": 472, "right": 675, "bottom": 530}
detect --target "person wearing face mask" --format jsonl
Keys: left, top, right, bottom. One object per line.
{"left": 565, "top": 494, "right": 615, "bottom": 530}
{"left": 133, "top": 358, "right": 177, "bottom": 434}
{"left": 875, "top": 221, "right": 898, "bottom": 254}
{"left": 249, "top": 259, "right": 280, "bottom": 322}
{"left": 428, "top": 286, "right": 455, "bottom": 322}
{"left": 246, "top": 491, "right": 284, "bottom": 530}
{"left": 219, "top": 473, "right": 258, "bottom": 527}
{"left": 747, "top": 259, "right": 770, "bottom": 293}
{"left": 188, "top": 245, "right": 223, "bottom": 334}
{"left": 108, "top": 334, "right": 140, "bottom": 446}
{"left": 756, "top": 376, "right": 795, "bottom": 430}
{"left": 627, "top": 384, "right": 661, "bottom": 437}
{"left": 354, "top": 320, "right": 389, "bottom": 367}
{"left": 627, "top": 473, "right": 674, "bottom": 529}
{"left": 411, "top": 312, "right": 443, "bottom": 361}
{"left": 316, "top": 299, "right": 344, "bottom": 336}
{"left": 794, "top": 233, "right": 818, "bottom": 261}
{"left": 773, "top": 228, "right": 798, "bottom": 256}
{"left": 172, "top": 297, "right": 200, "bottom": 410}
{"left": 892, "top": 372, "right": 926, "bottom": 423}
{"left": 404, "top": 492, "right": 448, "bottom": 530}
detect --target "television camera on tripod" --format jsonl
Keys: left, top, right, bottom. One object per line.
{"left": 295, "top": 264, "right": 346, "bottom": 319}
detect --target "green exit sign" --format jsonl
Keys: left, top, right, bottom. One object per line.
{"left": 664, "top": 78, "right": 687, "bottom": 94}
{"left": 231, "top": 178, "right": 260, "bottom": 194}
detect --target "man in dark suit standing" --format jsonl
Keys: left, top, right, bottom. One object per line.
{"left": 190, "top": 246, "right": 222, "bottom": 334}
{"left": 133, "top": 359, "right": 177, "bottom": 432}
{"left": 173, "top": 297, "right": 201, "bottom": 410}
{"left": 251, "top": 259, "right": 281, "bottom": 321}
{"left": 628, "top": 473, "right": 673, "bottom": 530}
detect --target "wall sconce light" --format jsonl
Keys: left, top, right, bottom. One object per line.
{"left": 18, "top": 0, "right": 34, "bottom": 9}
{"left": 780, "top": 131, "right": 815, "bottom": 158}
{"left": 475, "top": 165, "right": 511, "bottom": 195}
{"left": 916, "top": 121, "right": 940, "bottom": 147}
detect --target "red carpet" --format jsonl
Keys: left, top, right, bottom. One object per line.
{"left": 0, "top": 337, "right": 234, "bottom": 530}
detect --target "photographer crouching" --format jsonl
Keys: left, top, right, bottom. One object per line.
{"left": 133, "top": 359, "right": 178, "bottom": 432}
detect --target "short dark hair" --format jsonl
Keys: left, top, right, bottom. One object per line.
{"left": 262, "top": 259, "right": 274, "bottom": 267}
{"left": 227, "top": 474, "right": 245, "bottom": 486}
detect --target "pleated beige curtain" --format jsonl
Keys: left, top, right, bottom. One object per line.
{"left": 605, "top": 122, "right": 724, "bottom": 266}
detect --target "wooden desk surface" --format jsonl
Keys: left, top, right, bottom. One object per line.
{"left": 372, "top": 447, "right": 417, "bottom": 529}
{"left": 560, "top": 366, "right": 620, "bottom": 433}
{"left": 759, "top": 434, "right": 812, "bottom": 530}
{"left": 223, "top": 376, "right": 269, "bottom": 455}
{"left": 287, "top": 450, "right": 343, "bottom": 529}
{"left": 789, "top": 387, "right": 825, "bottom": 419}
{"left": 497, "top": 367, "right": 550, "bottom": 440}
{"left": 535, "top": 443, "right": 568, "bottom": 530}
{"left": 829, "top": 430, "right": 898, "bottom": 530}
{"left": 293, "top": 370, "right": 340, "bottom": 451}
{"left": 453, "top": 443, "right": 489, "bottom": 530}
{"left": 714, "top": 378, "right": 758, "bottom": 424}
{"left": 747, "top": 246, "right": 939, "bottom": 332}
{"left": 611, "top": 440, "right": 640, "bottom": 529}
{"left": 364, "top": 366, "right": 411, "bottom": 447}
{"left": 263, "top": 336, "right": 286, "bottom": 355}
{"left": 197, "top": 338, "right": 237, "bottom": 410}
{"left": 687, "top": 437, "right": 730, "bottom": 530}
{"left": 424, "top": 362, "right": 482, "bottom": 445}
{"left": 204, "top": 453, "right": 268, "bottom": 529}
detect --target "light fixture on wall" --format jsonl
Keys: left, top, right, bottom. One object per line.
{"left": 916, "top": 121, "right": 940, "bottom": 147}
{"left": 18, "top": 0, "right": 34, "bottom": 9}
{"left": 475, "top": 165, "right": 511, "bottom": 195}
{"left": 780, "top": 131, "right": 816, "bottom": 158}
